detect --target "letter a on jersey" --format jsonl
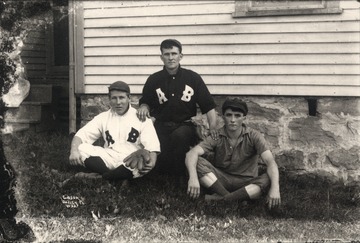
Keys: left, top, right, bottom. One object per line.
{"left": 181, "top": 85, "right": 194, "bottom": 102}
{"left": 156, "top": 88, "right": 168, "bottom": 104}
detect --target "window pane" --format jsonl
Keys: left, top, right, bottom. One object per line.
{"left": 53, "top": 8, "right": 69, "bottom": 66}
{"left": 252, "top": 1, "right": 322, "bottom": 8}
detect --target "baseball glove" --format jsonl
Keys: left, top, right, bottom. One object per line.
{"left": 124, "top": 149, "right": 151, "bottom": 171}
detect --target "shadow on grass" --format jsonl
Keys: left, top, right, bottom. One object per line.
{"left": 4, "top": 130, "right": 360, "bottom": 223}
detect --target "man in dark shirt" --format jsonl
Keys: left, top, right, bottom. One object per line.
{"left": 185, "top": 98, "right": 281, "bottom": 209}
{"left": 137, "top": 39, "right": 218, "bottom": 176}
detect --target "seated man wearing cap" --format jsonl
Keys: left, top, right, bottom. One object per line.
{"left": 69, "top": 81, "right": 160, "bottom": 180}
{"left": 185, "top": 98, "right": 281, "bottom": 209}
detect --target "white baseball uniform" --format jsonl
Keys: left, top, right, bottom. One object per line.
{"left": 75, "top": 106, "right": 160, "bottom": 177}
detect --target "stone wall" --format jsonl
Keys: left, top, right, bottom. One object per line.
{"left": 81, "top": 95, "right": 360, "bottom": 185}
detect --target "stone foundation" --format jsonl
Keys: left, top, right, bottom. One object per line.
{"left": 80, "top": 95, "right": 360, "bottom": 185}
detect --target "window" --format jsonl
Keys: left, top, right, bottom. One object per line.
{"left": 233, "top": 0, "right": 342, "bottom": 17}
{"left": 46, "top": 0, "right": 69, "bottom": 73}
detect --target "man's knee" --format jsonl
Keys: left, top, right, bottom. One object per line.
{"left": 246, "top": 173, "right": 271, "bottom": 198}
{"left": 196, "top": 157, "right": 213, "bottom": 175}
{"left": 245, "top": 184, "right": 262, "bottom": 199}
{"left": 170, "top": 126, "right": 196, "bottom": 145}
{"left": 199, "top": 172, "right": 218, "bottom": 188}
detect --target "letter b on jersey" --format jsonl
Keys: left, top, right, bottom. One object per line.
{"left": 127, "top": 127, "right": 139, "bottom": 143}
{"left": 181, "top": 85, "right": 194, "bottom": 102}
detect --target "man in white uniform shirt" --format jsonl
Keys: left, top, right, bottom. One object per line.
{"left": 69, "top": 81, "right": 160, "bottom": 180}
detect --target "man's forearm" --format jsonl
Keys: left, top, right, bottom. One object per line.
{"left": 70, "top": 136, "right": 82, "bottom": 153}
{"left": 185, "top": 152, "right": 199, "bottom": 180}
{"left": 267, "top": 162, "right": 280, "bottom": 189}
{"left": 206, "top": 109, "right": 217, "bottom": 129}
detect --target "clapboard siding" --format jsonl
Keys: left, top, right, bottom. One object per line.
{"left": 84, "top": 32, "right": 360, "bottom": 46}
{"left": 83, "top": 1, "right": 360, "bottom": 9}
{"left": 84, "top": 2, "right": 233, "bottom": 18}
{"left": 84, "top": 22, "right": 358, "bottom": 37}
{"left": 85, "top": 65, "right": 360, "bottom": 76}
{"left": 77, "top": 0, "right": 360, "bottom": 96}
{"left": 84, "top": 75, "right": 359, "bottom": 86}
{"left": 83, "top": 83, "right": 356, "bottom": 96}
{"left": 84, "top": 43, "right": 359, "bottom": 54}
{"left": 21, "top": 27, "right": 47, "bottom": 82}
{"left": 84, "top": 14, "right": 360, "bottom": 28}
{"left": 84, "top": 54, "right": 359, "bottom": 65}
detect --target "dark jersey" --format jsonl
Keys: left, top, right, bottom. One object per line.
{"left": 139, "top": 66, "right": 216, "bottom": 123}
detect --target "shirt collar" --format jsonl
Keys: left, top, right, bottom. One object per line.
{"left": 163, "top": 65, "right": 182, "bottom": 77}
{"left": 219, "top": 123, "right": 249, "bottom": 138}
{"left": 110, "top": 104, "right": 132, "bottom": 117}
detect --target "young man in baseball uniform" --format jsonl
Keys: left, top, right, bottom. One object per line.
{"left": 137, "top": 39, "right": 218, "bottom": 177}
{"left": 185, "top": 98, "right": 281, "bottom": 209}
{"left": 69, "top": 81, "right": 160, "bottom": 180}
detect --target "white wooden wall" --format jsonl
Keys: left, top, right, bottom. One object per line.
{"left": 75, "top": 1, "right": 360, "bottom": 96}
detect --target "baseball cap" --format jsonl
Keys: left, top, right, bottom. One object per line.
{"left": 108, "top": 81, "right": 130, "bottom": 93}
{"left": 222, "top": 97, "right": 248, "bottom": 116}
{"left": 160, "top": 39, "right": 182, "bottom": 53}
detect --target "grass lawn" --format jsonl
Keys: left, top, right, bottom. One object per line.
{"left": 2, "top": 131, "right": 360, "bottom": 242}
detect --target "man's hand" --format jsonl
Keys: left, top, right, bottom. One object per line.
{"left": 209, "top": 128, "right": 219, "bottom": 140}
{"left": 139, "top": 155, "right": 155, "bottom": 175}
{"left": 137, "top": 104, "right": 150, "bottom": 122}
{"left": 69, "top": 150, "right": 83, "bottom": 166}
{"left": 69, "top": 136, "right": 83, "bottom": 166}
{"left": 266, "top": 186, "right": 281, "bottom": 209}
{"left": 124, "top": 149, "right": 151, "bottom": 171}
{"left": 187, "top": 177, "right": 200, "bottom": 199}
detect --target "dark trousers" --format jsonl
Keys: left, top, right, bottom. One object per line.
{"left": 0, "top": 140, "right": 17, "bottom": 219}
{"left": 84, "top": 156, "right": 133, "bottom": 180}
{"left": 154, "top": 121, "right": 197, "bottom": 176}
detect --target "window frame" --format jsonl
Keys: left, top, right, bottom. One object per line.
{"left": 233, "top": 0, "right": 342, "bottom": 18}
{"left": 46, "top": 0, "right": 69, "bottom": 75}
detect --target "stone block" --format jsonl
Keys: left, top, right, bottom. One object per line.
{"left": 327, "top": 146, "right": 360, "bottom": 170}
{"left": 81, "top": 95, "right": 109, "bottom": 121}
{"left": 308, "top": 153, "right": 319, "bottom": 168}
{"left": 319, "top": 113, "right": 360, "bottom": 148}
{"left": 318, "top": 98, "right": 360, "bottom": 116}
{"left": 247, "top": 101, "right": 281, "bottom": 122}
{"left": 288, "top": 117, "right": 337, "bottom": 146}
{"left": 313, "top": 170, "right": 340, "bottom": 184}
{"left": 1, "top": 123, "right": 30, "bottom": 134}
{"left": 275, "top": 150, "right": 305, "bottom": 170}
{"left": 247, "top": 122, "right": 280, "bottom": 148}
{"left": 4, "top": 102, "right": 41, "bottom": 123}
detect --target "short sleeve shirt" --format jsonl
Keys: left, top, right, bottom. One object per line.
{"left": 139, "top": 66, "right": 216, "bottom": 123}
{"left": 198, "top": 124, "right": 269, "bottom": 177}
{"left": 75, "top": 107, "right": 161, "bottom": 156}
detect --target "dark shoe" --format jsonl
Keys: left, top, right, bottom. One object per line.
{"left": 0, "top": 219, "right": 35, "bottom": 242}
{"left": 16, "top": 221, "right": 36, "bottom": 242}
{"left": 0, "top": 218, "right": 18, "bottom": 241}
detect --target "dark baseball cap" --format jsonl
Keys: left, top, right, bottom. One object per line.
{"left": 222, "top": 97, "right": 248, "bottom": 116}
{"left": 108, "top": 81, "right": 130, "bottom": 93}
{"left": 160, "top": 39, "right": 182, "bottom": 53}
